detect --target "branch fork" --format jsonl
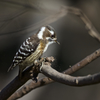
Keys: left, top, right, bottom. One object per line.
{"left": 29, "top": 57, "right": 55, "bottom": 81}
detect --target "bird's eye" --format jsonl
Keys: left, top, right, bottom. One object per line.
{"left": 51, "top": 35, "right": 54, "bottom": 38}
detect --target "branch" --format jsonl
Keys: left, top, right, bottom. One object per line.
{"left": 1, "top": 5, "right": 100, "bottom": 100}
{"left": 64, "top": 6, "right": 100, "bottom": 41}
{"left": 0, "top": 65, "right": 33, "bottom": 100}
{"left": 1, "top": 6, "right": 100, "bottom": 42}
{"left": 0, "top": 6, "right": 67, "bottom": 35}
{"left": 0, "top": 0, "right": 40, "bottom": 13}
{"left": 41, "top": 63, "right": 100, "bottom": 86}
{"left": 0, "top": 57, "right": 53, "bottom": 100}
{"left": 0, "top": 9, "right": 28, "bottom": 32}
{"left": 8, "top": 48, "right": 100, "bottom": 100}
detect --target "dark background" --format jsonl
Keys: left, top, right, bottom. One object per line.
{"left": 0, "top": 0, "right": 100, "bottom": 100}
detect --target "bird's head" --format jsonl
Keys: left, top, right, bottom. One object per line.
{"left": 37, "top": 25, "right": 60, "bottom": 44}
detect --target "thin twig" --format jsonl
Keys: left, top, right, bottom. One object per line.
{"left": 0, "top": 0, "right": 39, "bottom": 12}
{"left": 64, "top": 6, "right": 100, "bottom": 41}
{"left": 0, "top": 6, "right": 67, "bottom": 35}
{"left": 1, "top": 6, "right": 100, "bottom": 42}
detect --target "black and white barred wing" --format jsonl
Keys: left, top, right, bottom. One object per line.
{"left": 8, "top": 36, "right": 39, "bottom": 72}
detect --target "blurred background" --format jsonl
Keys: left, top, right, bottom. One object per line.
{"left": 0, "top": 0, "right": 100, "bottom": 100}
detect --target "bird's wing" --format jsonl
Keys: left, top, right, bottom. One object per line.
{"left": 8, "top": 34, "right": 40, "bottom": 72}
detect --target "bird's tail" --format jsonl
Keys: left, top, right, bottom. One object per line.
{"left": 7, "top": 64, "right": 15, "bottom": 72}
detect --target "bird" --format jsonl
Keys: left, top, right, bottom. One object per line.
{"left": 8, "top": 25, "right": 59, "bottom": 79}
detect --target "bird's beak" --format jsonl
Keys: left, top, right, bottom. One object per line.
{"left": 53, "top": 38, "right": 60, "bottom": 45}
{"left": 55, "top": 40, "right": 60, "bottom": 44}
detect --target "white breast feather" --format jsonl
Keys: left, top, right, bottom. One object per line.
{"left": 43, "top": 41, "right": 54, "bottom": 53}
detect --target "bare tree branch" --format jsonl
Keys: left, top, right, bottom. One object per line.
{"left": 0, "top": 67, "right": 31, "bottom": 100}
{"left": 1, "top": 5, "right": 100, "bottom": 100}
{"left": 0, "top": 9, "right": 28, "bottom": 32}
{"left": 0, "top": 8, "right": 28, "bottom": 22}
{"left": 0, "top": 6, "right": 67, "bottom": 35}
{"left": 41, "top": 62, "right": 100, "bottom": 86}
{"left": 0, "top": 57, "right": 53, "bottom": 100}
{"left": 1, "top": 6, "right": 100, "bottom": 42}
{"left": 8, "top": 48, "right": 100, "bottom": 100}
{"left": 0, "top": 0, "right": 40, "bottom": 12}
{"left": 64, "top": 6, "right": 100, "bottom": 41}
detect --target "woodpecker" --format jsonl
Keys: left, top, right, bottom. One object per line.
{"left": 8, "top": 25, "right": 59, "bottom": 78}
